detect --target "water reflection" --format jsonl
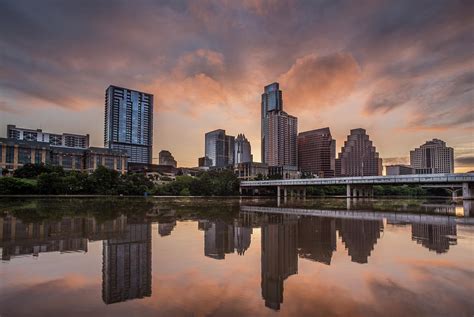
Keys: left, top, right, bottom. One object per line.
{"left": 102, "top": 220, "right": 152, "bottom": 304}
{"left": 0, "top": 198, "right": 473, "bottom": 315}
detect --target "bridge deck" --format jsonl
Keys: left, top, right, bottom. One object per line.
{"left": 240, "top": 173, "right": 474, "bottom": 187}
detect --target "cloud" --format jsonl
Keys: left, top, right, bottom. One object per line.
{"left": 280, "top": 53, "right": 361, "bottom": 111}
{"left": 0, "top": 100, "right": 22, "bottom": 114}
{"left": 456, "top": 155, "right": 474, "bottom": 167}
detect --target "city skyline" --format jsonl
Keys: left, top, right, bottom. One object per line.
{"left": 0, "top": 1, "right": 472, "bottom": 171}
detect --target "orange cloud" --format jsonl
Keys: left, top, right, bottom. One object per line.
{"left": 280, "top": 53, "right": 361, "bottom": 112}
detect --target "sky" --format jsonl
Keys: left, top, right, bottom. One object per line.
{"left": 0, "top": 0, "right": 473, "bottom": 171}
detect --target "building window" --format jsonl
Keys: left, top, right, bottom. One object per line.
{"left": 117, "top": 157, "right": 122, "bottom": 170}
{"left": 105, "top": 156, "right": 114, "bottom": 169}
{"left": 62, "top": 155, "right": 73, "bottom": 169}
{"left": 75, "top": 157, "right": 82, "bottom": 170}
{"left": 35, "top": 150, "right": 43, "bottom": 164}
{"left": 96, "top": 155, "right": 102, "bottom": 167}
{"left": 18, "top": 147, "right": 31, "bottom": 164}
{"left": 6, "top": 146, "right": 15, "bottom": 164}
{"left": 51, "top": 153, "right": 60, "bottom": 166}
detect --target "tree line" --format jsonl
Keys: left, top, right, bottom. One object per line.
{"left": 0, "top": 163, "right": 240, "bottom": 196}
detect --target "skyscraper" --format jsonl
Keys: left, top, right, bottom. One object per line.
{"left": 410, "top": 139, "right": 454, "bottom": 173}
{"left": 104, "top": 85, "right": 153, "bottom": 164}
{"left": 204, "top": 129, "right": 235, "bottom": 167}
{"left": 234, "top": 133, "right": 252, "bottom": 164}
{"left": 261, "top": 83, "right": 297, "bottom": 167}
{"left": 297, "top": 127, "right": 336, "bottom": 177}
{"left": 335, "top": 128, "right": 382, "bottom": 177}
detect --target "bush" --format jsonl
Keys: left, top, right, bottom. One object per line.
{"left": 0, "top": 177, "right": 37, "bottom": 194}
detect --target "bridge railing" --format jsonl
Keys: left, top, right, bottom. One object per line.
{"left": 240, "top": 173, "right": 474, "bottom": 187}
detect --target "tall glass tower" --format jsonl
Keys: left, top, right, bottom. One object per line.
{"left": 104, "top": 85, "right": 153, "bottom": 164}
{"left": 261, "top": 82, "right": 297, "bottom": 167}
{"left": 205, "top": 129, "right": 235, "bottom": 167}
{"left": 261, "top": 83, "right": 283, "bottom": 163}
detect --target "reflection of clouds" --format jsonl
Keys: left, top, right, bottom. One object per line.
{"left": 363, "top": 260, "right": 474, "bottom": 317}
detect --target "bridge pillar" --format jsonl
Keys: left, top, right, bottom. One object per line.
{"left": 277, "top": 186, "right": 281, "bottom": 199}
{"left": 284, "top": 187, "right": 288, "bottom": 198}
{"left": 346, "top": 184, "right": 352, "bottom": 197}
{"left": 462, "top": 182, "right": 474, "bottom": 200}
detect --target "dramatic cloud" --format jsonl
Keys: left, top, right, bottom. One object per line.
{"left": 0, "top": 0, "right": 472, "bottom": 169}
{"left": 280, "top": 53, "right": 361, "bottom": 111}
{"left": 456, "top": 156, "right": 474, "bottom": 167}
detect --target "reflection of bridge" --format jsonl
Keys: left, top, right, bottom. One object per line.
{"left": 240, "top": 173, "right": 474, "bottom": 199}
{"left": 240, "top": 206, "right": 474, "bottom": 226}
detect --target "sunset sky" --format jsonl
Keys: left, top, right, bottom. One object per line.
{"left": 0, "top": 0, "right": 472, "bottom": 171}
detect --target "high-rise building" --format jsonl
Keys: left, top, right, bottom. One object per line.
{"left": 204, "top": 129, "right": 235, "bottom": 168}
{"left": 335, "top": 128, "right": 382, "bottom": 177}
{"left": 104, "top": 85, "right": 153, "bottom": 164}
{"left": 297, "top": 127, "right": 336, "bottom": 177}
{"left": 234, "top": 134, "right": 252, "bottom": 164}
{"left": 261, "top": 83, "right": 297, "bottom": 167}
{"left": 263, "top": 111, "right": 298, "bottom": 167}
{"left": 410, "top": 139, "right": 454, "bottom": 174}
{"left": 158, "top": 150, "right": 177, "bottom": 167}
{"left": 7, "top": 125, "right": 89, "bottom": 149}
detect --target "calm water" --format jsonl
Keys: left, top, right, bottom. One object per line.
{"left": 0, "top": 197, "right": 473, "bottom": 317}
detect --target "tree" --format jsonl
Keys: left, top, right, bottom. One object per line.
{"left": 37, "top": 172, "right": 67, "bottom": 194}
{"left": 88, "top": 166, "right": 120, "bottom": 195}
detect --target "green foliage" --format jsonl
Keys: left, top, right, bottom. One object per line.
{"left": 13, "top": 163, "right": 64, "bottom": 178}
{"left": 0, "top": 177, "right": 37, "bottom": 194}
{"left": 306, "top": 185, "right": 346, "bottom": 196}
{"left": 155, "top": 170, "right": 240, "bottom": 196}
{"left": 37, "top": 172, "right": 67, "bottom": 194}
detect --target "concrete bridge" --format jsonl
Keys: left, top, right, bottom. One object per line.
{"left": 240, "top": 173, "right": 474, "bottom": 199}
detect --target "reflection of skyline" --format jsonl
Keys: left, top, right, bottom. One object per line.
{"left": 0, "top": 214, "right": 128, "bottom": 261}
{"left": 0, "top": 204, "right": 468, "bottom": 312}
{"left": 102, "top": 221, "right": 152, "bottom": 304}
{"left": 337, "top": 218, "right": 384, "bottom": 264}
{"left": 260, "top": 214, "right": 298, "bottom": 310}
{"left": 412, "top": 223, "right": 457, "bottom": 254}
{"left": 200, "top": 218, "right": 253, "bottom": 259}
{"left": 298, "top": 217, "right": 336, "bottom": 265}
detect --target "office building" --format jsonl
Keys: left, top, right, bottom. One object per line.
{"left": 297, "top": 127, "right": 336, "bottom": 177}
{"left": 7, "top": 125, "right": 89, "bottom": 149}
{"left": 335, "top": 129, "right": 382, "bottom": 177}
{"left": 268, "top": 165, "right": 300, "bottom": 179}
{"left": 204, "top": 129, "right": 235, "bottom": 168}
{"left": 0, "top": 137, "right": 128, "bottom": 174}
{"left": 158, "top": 150, "right": 177, "bottom": 167}
{"left": 234, "top": 134, "right": 252, "bottom": 164}
{"left": 105, "top": 85, "right": 153, "bottom": 164}
{"left": 410, "top": 139, "right": 454, "bottom": 174}
{"left": 386, "top": 164, "right": 415, "bottom": 175}
{"left": 235, "top": 162, "right": 269, "bottom": 180}
{"left": 261, "top": 83, "right": 298, "bottom": 167}
{"left": 198, "top": 156, "right": 212, "bottom": 168}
